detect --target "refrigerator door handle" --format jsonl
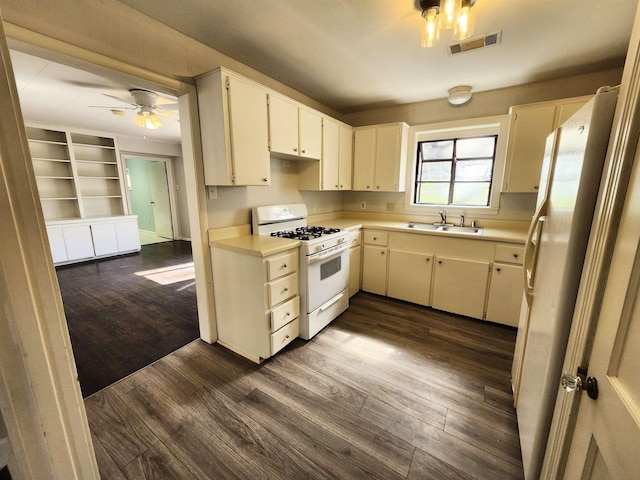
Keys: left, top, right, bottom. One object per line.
{"left": 523, "top": 199, "right": 548, "bottom": 306}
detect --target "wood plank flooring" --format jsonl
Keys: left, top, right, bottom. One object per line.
{"left": 57, "top": 241, "right": 199, "bottom": 397}
{"left": 85, "top": 292, "right": 524, "bottom": 479}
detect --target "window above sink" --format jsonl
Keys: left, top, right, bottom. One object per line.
{"left": 403, "top": 115, "right": 510, "bottom": 217}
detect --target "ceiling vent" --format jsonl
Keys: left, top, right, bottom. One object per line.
{"left": 449, "top": 31, "right": 502, "bottom": 55}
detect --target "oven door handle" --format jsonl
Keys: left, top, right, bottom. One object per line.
{"left": 318, "top": 292, "right": 345, "bottom": 312}
{"left": 307, "top": 244, "right": 348, "bottom": 264}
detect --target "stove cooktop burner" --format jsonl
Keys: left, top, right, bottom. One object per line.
{"left": 270, "top": 225, "right": 342, "bottom": 241}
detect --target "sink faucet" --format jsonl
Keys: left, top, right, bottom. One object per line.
{"left": 459, "top": 215, "right": 465, "bottom": 227}
{"left": 438, "top": 210, "right": 447, "bottom": 224}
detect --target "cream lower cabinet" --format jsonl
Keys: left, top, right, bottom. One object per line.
{"left": 485, "top": 244, "right": 526, "bottom": 327}
{"left": 46, "top": 215, "right": 140, "bottom": 265}
{"left": 360, "top": 229, "right": 523, "bottom": 325}
{"left": 211, "top": 246, "right": 300, "bottom": 363}
{"left": 431, "top": 256, "right": 491, "bottom": 319}
{"left": 387, "top": 250, "right": 433, "bottom": 307}
{"left": 361, "top": 230, "right": 389, "bottom": 295}
{"left": 347, "top": 230, "right": 362, "bottom": 297}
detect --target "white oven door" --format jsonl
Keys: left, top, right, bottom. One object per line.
{"left": 306, "top": 249, "right": 349, "bottom": 313}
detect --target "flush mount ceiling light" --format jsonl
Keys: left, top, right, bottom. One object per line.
{"left": 447, "top": 85, "right": 472, "bottom": 106}
{"left": 420, "top": 0, "right": 477, "bottom": 48}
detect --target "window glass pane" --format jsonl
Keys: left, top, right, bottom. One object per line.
{"left": 457, "top": 136, "right": 495, "bottom": 158}
{"left": 420, "top": 161, "right": 451, "bottom": 181}
{"left": 455, "top": 159, "right": 493, "bottom": 181}
{"left": 452, "top": 182, "right": 490, "bottom": 206}
{"left": 421, "top": 140, "right": 453, "bottom": 160}
{"left": 416, "top": 183, "right": 449, "bottom": 204}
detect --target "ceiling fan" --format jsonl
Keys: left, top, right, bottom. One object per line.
{"left": 91, "top": 89, "right": 178, "bottom": 130}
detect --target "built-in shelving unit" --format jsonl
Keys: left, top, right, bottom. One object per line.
{"left": 27, "top": 126, "right": 140, "bottom": 264}
{"left": 27, "top": 126, "right": 127, "bottom": 221}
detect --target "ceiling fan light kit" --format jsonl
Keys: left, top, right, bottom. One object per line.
{"left": 420, "top": 0, "right": 477, "bottom": 48}
{"left": 133, "top": 107, "right": 163, "bottom": 129}
{"left": 447, "top": 85, "right": 472, "bottom": 106}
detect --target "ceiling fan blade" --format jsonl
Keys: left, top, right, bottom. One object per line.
{"left": 88, "top": 104, "right": 137, "bottom": 110}
{"left": 157, "top": 102, "right": 179, "bottom": 111}
{"left": 154, "top": 107, "right": 179, "bottom": 119}
{"left": 103, "top": 93, "right": 136, "bottom": 106}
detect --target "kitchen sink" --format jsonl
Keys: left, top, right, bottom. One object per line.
{"left": 404, "top": 223, "right": 484, "bottom": 235}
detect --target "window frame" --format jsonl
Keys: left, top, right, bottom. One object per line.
{"left": 403, "top": 115, "right": 509, "bottom": 215}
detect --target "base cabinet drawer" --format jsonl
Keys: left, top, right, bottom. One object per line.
{"left": 271, "top": 318, "right": 299, "bottom": 355}
{"left": 268, "top": 274, "right": 299, "bottom": 307}
{"left": 271, "top": 296, "right": 300, "bottom": 332}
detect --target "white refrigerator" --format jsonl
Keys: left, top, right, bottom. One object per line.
{"left": 513, "top": 87, "right": 618, "bottom": 479}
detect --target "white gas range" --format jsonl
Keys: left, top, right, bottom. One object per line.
{"left": 252, "top": 204, "right": 349, "bottom": 339}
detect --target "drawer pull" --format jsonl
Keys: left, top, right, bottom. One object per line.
{"left": 283, "top": 287, "right": 289, "bottom": 292}
{"left": 285, "top": 335, "right": 290, "bottom": 339}
{"left": 426, "top": 258, "right": 430, "bottom": 262}
{"left": 282, "top": 264, "right": 288, "bottom": 268}
{"left": 513, "top": 254, "right": 519, "bottom": 258}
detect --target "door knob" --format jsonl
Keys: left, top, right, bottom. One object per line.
{"left": 561, "top": 367, "right": 598, "bottom": 400}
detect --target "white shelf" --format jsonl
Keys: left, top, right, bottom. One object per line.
{"left": 27, "top": 126, "right": 127, "bottom": 221}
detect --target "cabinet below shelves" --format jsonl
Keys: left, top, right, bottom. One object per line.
{"left": 46, "top": 216, "right": 141, "bottom": 265}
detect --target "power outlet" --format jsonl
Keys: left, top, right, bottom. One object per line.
{"left": 360, "top": 201, "right": 366, "bottom": 210}
{"left": 386, "top": 202, "right": 395, "bottom": 212}
{"left": 207, "top": 185, "right": 218, "bottom": 200}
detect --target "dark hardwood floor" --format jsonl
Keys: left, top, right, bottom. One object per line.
{"left": 57, "top": 240, "right": 199, "bottom": 397}
{"left": 85, "top": 292, "right": 524, "bottom": 480}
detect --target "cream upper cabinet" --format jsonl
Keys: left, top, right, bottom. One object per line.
{"left": 268, "top": 93, "right": 322, "bottom": 160}
{"left": 338, "top": 123, "right": 354, "bottom": 190}
{"left": 353, "top": 127, "right": 376, "bottom": 191}
{"left": 503, "top": 95, "right": 591, "bottom": 193}
{"left": 298, "top": 117, "right": 353, "bottom": 191}
{"left": 353, "top": 122, "right": 408, "bottom": 192}
{"left": 196, "top": 68, "right": 270, "bottom": 186}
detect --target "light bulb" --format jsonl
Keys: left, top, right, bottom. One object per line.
{"left": 439, "top": 0, "right": 461, "bottom": 30}
{"left": 421, "top": 7, "right": 440, "bottom": 48}
{"left": 453, "top": 4, "right": 475, "bottom": 40}
{"left": 133, "top": 110, "right": 162, "bottom": 130}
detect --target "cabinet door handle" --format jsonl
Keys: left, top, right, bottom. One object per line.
{"left": 282, "top": 264, "right": 287, "bottom": 268}
{"left": 284, "top": 287, "right": 289, "bottom": 292}
{"left": 302, "top": 149, "right": 306, "bottom": 154}
{"left": 380, "top": 251, "right": 385, "bottom": 255}
{"left": 438, "top": 260, "right": 442, "bottom": 264}
{"left": 426, "top": 258, "right": 430, "bottom": 262}
{"left": 496, "top": 267, "right": 502, "bottom": 272}
{"left": 513, "top": 253, "right": 519, "bottom": 258}
{"left": 262, "top": 178, "right": 268, "bottom": 183}
{"left": 293, "top": 147, "right": 298, "bottom": 152}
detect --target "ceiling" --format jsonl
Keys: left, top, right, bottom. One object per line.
{"left": 8, "top": 0, "right": 640, "bottom": 144}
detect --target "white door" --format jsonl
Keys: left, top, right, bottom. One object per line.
{"left": 148, "top": 160, "right": 173, "bottom": 239}
{"left": 562, "top": 134, "right": 640, "bottom": 479}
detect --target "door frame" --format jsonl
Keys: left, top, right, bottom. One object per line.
{"left": 0, "top": 19, "right": 216, "bottom": 479}
{"left": 541, "top": 3, "right": 640, "bottom": 478}
{"left": 121, "top": 153, "right": 180, "bottom": 240}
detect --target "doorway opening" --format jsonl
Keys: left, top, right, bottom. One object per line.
{"left": 124, "top": 155, "right": 178, "bottom": 245}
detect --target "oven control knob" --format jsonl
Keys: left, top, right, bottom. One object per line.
{"left": 337, "top": 238, "right": 345, "bottom": 244}
{"left": 315, "top": 245, "right": 322, "bottom": 253}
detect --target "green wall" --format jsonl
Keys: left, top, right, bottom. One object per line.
{"left": 125, "top": 158, "right": 155, "bottom": 231}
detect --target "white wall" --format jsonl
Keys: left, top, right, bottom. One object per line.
{"left": 206, "top": 158, "right": 343, "bottom": 229}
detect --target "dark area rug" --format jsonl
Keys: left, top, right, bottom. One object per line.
{"left": 56, "top": 240, "right": 199, "bottom": 397}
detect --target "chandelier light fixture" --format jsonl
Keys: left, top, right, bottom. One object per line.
{"left": 420, "top": 0, "right": 477, "bottom": 48}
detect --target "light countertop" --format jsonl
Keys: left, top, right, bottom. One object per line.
{"left": 210, "top": 234, "right": 300, "bottom": 257}
{"left": 321, "top": 218, "right": 528, "bottom": 244}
